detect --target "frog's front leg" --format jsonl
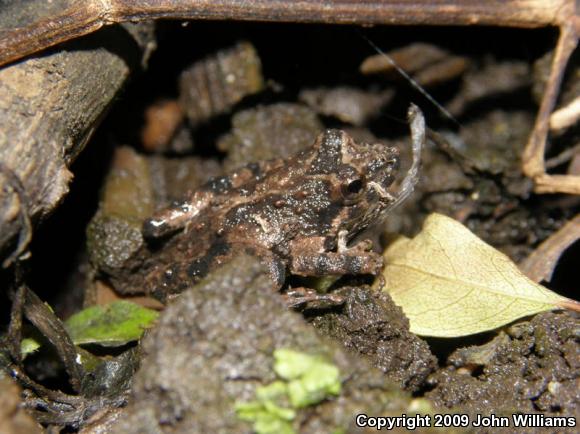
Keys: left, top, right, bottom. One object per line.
{"left": 288, "top": 231, "right": 383, "bottom": 277}
{"left": 142, "top": 190, "right": 213, "bottom": 238}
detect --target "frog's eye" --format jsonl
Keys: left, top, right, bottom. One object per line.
{"left": 341, "top": 177, "right": 366, "bottom": 201}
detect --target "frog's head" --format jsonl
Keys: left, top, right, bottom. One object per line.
{"left": 309, "top": 129, "right": 400, "bottom": 235}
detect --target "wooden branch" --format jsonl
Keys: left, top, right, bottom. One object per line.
{"left": 0, "top": 0, "right": 575, "bottom": 68}
{"left": 0, "top": 15, "right": 155, "bottom": 264}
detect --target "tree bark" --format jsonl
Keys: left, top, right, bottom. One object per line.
{"left": 0, "top": 2, "right": 155, "bottom": 265}
{"left": 0, "top": 0, "right": 575, "bottom": 68}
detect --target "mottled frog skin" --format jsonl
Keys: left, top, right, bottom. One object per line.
{"left": 110, "top": 129, "right": 403, "bottom": 302}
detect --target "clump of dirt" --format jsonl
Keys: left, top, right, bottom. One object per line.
{"left": 218, "top": 103, "right": 323, "bottom": 170}
{"left": 309, "top": 286, "right": 437, "bottom": 392}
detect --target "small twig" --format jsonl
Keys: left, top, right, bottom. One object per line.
{"left": 545, "top": 142, "right": 580, "bottom": 169}
{"left": 522, "top": 21, "right": 580, "bottom": 194}
{"left": 9, "top": 364, "right": 82, "bottom": 407}
{"left": 0, "top": 357, "right": 84, "bottom": 425}
{"left": 7, "top": 361, "right": 117, "bottom": 428}
{"left": 519, "top": 214, "right": 580, "bottom": 282}
{"left": 534, "top": 174, "right": 580, "bottom": 194}
{"left": 22, "top": 287, "right": 85, "bottom": 392}
{"left": 550, "top": 95, "right": 580, "bottom": 131}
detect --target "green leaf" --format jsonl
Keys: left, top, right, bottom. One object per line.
{"left": 65, "top": 301, "right": 158, "bottom": 346}
{"left": 382, "top": 213, "right": 580, "bottom": 337}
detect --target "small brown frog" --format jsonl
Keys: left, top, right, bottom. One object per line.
{"left": 108, "top": 106, "right": 424, "bottom": 304}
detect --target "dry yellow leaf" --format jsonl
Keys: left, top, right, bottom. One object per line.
{"left": 382, "top": 213, "right": 580, "bottom": 337}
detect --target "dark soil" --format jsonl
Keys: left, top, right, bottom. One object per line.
{"left": 426, "top": 312, "right": 580, "bottom": 420}
{"left": 309, "top": 286, "right": 437, "bottom": 392}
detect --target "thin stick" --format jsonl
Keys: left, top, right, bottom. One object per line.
{"left": 22, "top": 287, "right": 84, "bottom": 392}
{"left": 519, "top": 214, "right": 580, "bottom": 282}
{"left": 522, "top": 22, "right": 579, "bottom": 179}
{"left": 550, "top": 95, "right": 580, "bottom": 131}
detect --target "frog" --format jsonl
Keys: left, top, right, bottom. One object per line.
{"left": 106, "top": 105, "right": 425, "bottom": 305}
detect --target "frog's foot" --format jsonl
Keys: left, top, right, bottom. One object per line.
{"left": 283, "top": 287, "right": 346, "bottom": 310}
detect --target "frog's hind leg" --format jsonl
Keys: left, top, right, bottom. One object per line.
{"left": 227, "top": 243, "right": 287, "bottom": 290}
